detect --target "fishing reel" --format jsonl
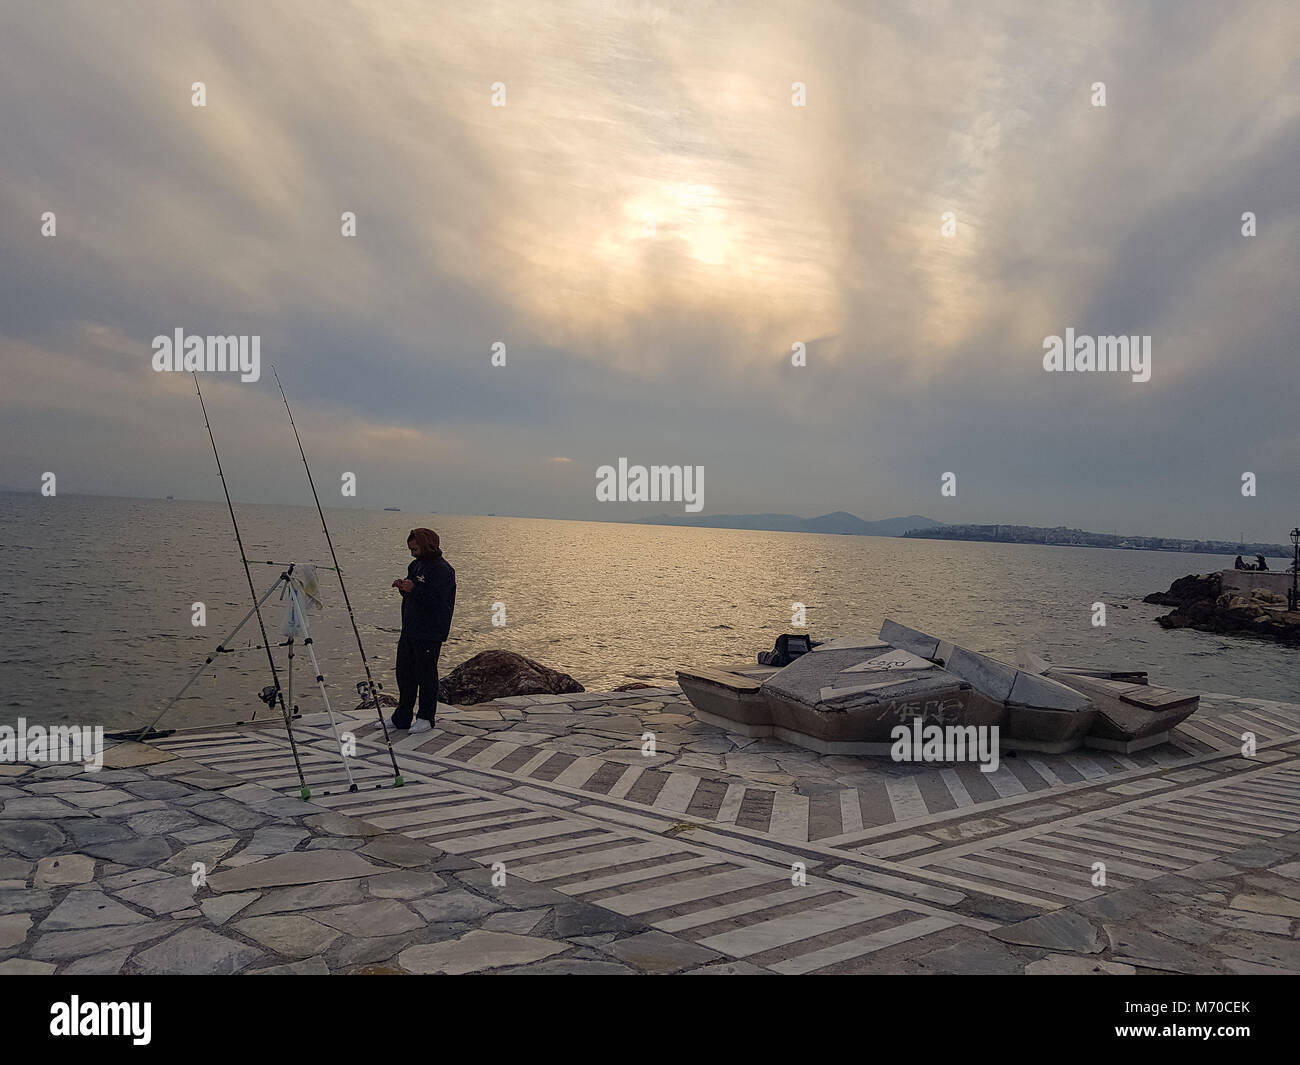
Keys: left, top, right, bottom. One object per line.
{"left": 258, "top": 685, "right": 299, "bottom": 716}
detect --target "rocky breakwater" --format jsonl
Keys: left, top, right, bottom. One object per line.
{"left": 1144, "top": 572, "right": 1300, "bottom": 645}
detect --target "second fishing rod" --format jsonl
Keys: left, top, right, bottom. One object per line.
{"left": 272, "top": 365, "right": 404, "bottom": 788}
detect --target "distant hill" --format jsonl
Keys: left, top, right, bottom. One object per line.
{"left": 631, "top": 512, "right": 944, "bottom": 536}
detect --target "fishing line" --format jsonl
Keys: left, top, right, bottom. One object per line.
{"left": 127, "top": 572, "right": 283, "bottom": 738}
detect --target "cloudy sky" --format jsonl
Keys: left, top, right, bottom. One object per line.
{"left": 1, "top": 0, "right": 1297, "bottom": 541}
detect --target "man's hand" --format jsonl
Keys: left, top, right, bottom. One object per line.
{"left": 393, "top": 578, "right": 414, "bottom": 592}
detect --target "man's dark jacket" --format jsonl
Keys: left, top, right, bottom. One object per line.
{"left": 401, "top": 552, "right": 455, "bottom": 642}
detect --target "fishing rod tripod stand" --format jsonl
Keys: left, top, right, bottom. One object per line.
{"left": 273, "top": 564, "right": 361, "bottom": 794}
{"left": 136, "top": 563, "right": 372, "bottom": 795}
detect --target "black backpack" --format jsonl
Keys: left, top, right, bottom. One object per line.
{"left": 757, "top": 633, "right": 813, "bottom": 667}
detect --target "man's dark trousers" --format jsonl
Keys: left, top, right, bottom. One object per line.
{"left": 394, "top": 635, "right": 442, "bottom": 728}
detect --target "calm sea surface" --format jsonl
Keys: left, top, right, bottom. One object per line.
{"left": 1, "top": 493, "right": 1295, "bottom": 731}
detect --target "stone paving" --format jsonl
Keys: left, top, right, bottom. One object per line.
{"left": 0, "top": 752, "right": 718, "bottom": 975}
{"left": 3, "top": 683, "right": 1300, "bottom": 973}
{"left": 351, "top": 687, "right": 1300, "bottom": 844}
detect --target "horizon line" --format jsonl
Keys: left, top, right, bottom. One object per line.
{"left": 1, "top": 487, "right": 1289, "bottom": 550}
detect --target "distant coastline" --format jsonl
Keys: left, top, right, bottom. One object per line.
{"left": 621, "top": 508, "right": 1292, "bottom": 557}
{"left": 2, "top": 492, "right": 1288, "bottom": 556}
{"left": 904, "top": 523, "right": 1291, "bottom": 558}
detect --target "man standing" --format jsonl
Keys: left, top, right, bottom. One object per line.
{"left": 391, "top": 528, "right": 455, "bottom": 733}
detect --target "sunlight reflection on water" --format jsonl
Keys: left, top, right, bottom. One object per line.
{"left": 2, "top": 494, "right": 1294, "bottom": 730}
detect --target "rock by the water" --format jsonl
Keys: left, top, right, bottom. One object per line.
{"left": 612, "top": 682, "right": 654, "bottom": 692}
{"left": 354, "top": 692, "right": 399, "bottom": 710}
{"left": 1145, "top": 572, "right": 1300, "bottom": 645}
{"left": 1143, "top": 572, "right": 1220, "bottom": 608}
{"left": 437, "top": 650, "right": 583, "bottom": 705}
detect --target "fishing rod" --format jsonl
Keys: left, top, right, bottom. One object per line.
{"left": 194, "top": 373, "right": 313, "bottom": 800}
{"left": 271, "top": 365, "right": 404, "bottom": 788}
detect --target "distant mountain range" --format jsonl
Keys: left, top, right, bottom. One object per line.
{"left": 630, "top": 511, "right": 944, "bottom": 536}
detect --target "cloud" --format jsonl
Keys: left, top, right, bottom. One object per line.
{"left": 0, "top": 0, "right": 1297, "bottom": 539}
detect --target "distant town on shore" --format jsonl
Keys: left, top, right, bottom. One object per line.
{"left": 903, "top": 524, "right": 1290, "bottom": 558}
{"left": 633, "top": 511, "right": 1292, "bottom": 558}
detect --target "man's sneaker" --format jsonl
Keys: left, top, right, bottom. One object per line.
{"left": 410, "top": 718, "right": 433, "bottom": 734}
{"left": 389, "top": 715, "right": 411, "bottom": 731}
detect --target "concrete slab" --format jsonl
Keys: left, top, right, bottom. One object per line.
{"left": 602, "top": 930, "right": 723, "bottom": 973}
{"left": 100, "top": 743, "right": 177, "bottom": 769}
{"left": 1024, "top": 954, "right": 1136, "bottom": 975}
{"left": 483, "top": 908, "right": 551, "bottom": 934}
{"left": 40, "top": 890, "right": 151, "bottom": 931}
{"left": 314, "top": 899, "right": 424, "bottom": 938}
{"left": 235, "top": 914, "right": 342, "bottom": 957}
{"left": 133, "top": 927, "right": 263, "bottom": 974}
{"left": 398, "top": 930, "right": 567, "bottom": 974}
{"left": 0, "top": 913, "right": 33, "bottom": 949}
{"left": 207, "top": 849, "right": 383, "bottom": 892}
{"left": 201, "top": 892, "right": 261, "bottom": 927}
{"left": 34, "top": 853, "right": 95, "bottom": 888}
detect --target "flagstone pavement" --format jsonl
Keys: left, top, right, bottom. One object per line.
{"left": 2, "top": 684, "right": 1300, "bottom": 974}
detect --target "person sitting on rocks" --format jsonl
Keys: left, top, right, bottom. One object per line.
{"left": 1235, "top": 555, "right": 1246, "bottom": 570}
{"left": 1256, "top": 555, "right": 1268, "bottom": 571}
